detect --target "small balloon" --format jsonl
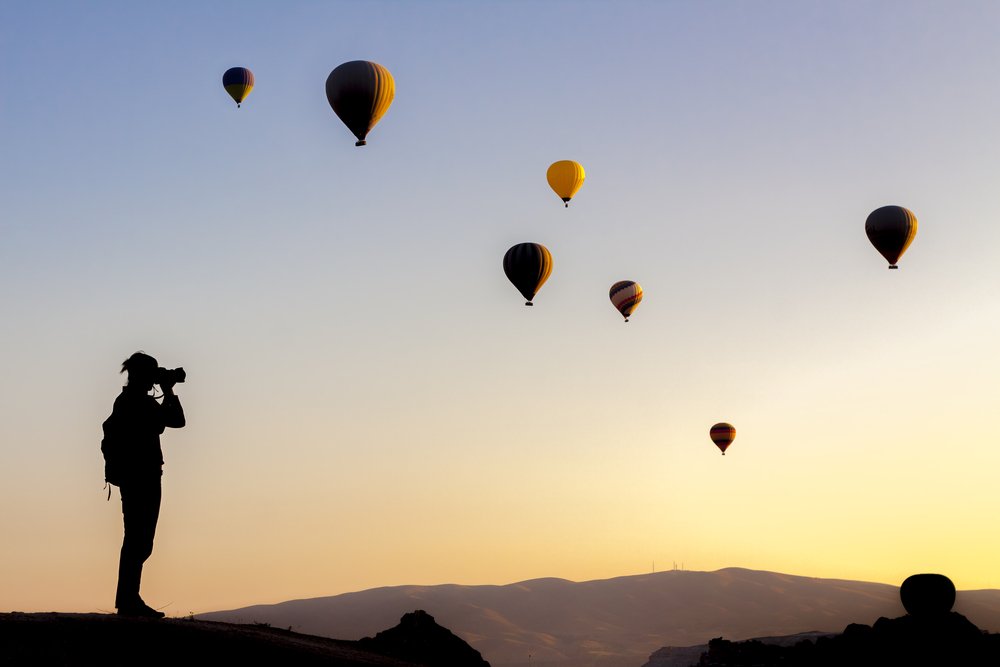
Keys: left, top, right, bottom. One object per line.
{"left": 546, "top": 161, "right": 585, "bottom": 207}
{"left": 865, "top": 205, "right": 917, "bottom": 269}
{"left": 503, "top": 243, "right": 553, "bottom": 306}
{"left": 710, "top": 423, "right": 736, "bottom": 455}
{"left": 222, "top": 67, "right": 254, "bottom": 108}
{"left": 609, "top": 281, "right": 642, "bottom": 322}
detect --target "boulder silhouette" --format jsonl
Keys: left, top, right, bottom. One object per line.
{"left": 693, "top": 574, "right": 999, "bottom": 666}
{"left": 900, "top": 573, "right": 956, "bottom": 616}
{"left": 359, "top": 610, "right": 491, "bottom": 666}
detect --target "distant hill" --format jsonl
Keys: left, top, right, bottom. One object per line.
{"left": 0, "top": 609, "right": 489, "bottom": 667}
{"left": 198, "top": 568, "right": 1000, "bottom": 667}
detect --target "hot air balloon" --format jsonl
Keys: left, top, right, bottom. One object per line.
{"left": 325, "top": 60, "right": 395, "bottom": 146}
{"left": 609, "top": 281, "right": 642, "bottom": 322}
{"left": 546, "top": 161, "right": 586, "bottom": 207}
{"left": 503, "top": 243, "right": 553, "bottom": 306}
{"left": 865, "top": 205, "right": 917, "bottom": 269}
{"left": 710, "top": 423, "right": 735, "bottom": 455}
{"left": 222, "top": 67, "right": 254, "bottom": 108}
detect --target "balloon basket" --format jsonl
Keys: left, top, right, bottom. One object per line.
{"left": 888, "top": 265, "right": 898, "bottom": 269}
{"left": 355, "top": 140, "right": 367, "bottom": 146}
{"left": 525, "top": 302, "right": 533, "bottom": 306}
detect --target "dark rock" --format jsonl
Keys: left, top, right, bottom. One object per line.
{"left": 900, "top": 573, "right": 956, "bottom": 616}
{"left": 0, "top": 612, "right": 424, "bottom": 666}
{"left": 359, "top": 610, "right": 491, "bottom": 667}
{"left": 841, "top": 622, "right": 872, "bottom": 639}
{"left": 697, "top": 611, "right": 996, "bottom": 666}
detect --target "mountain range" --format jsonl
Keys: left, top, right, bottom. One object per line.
{"left": 198, "top": 567, "right": 1000, "bottom": 667}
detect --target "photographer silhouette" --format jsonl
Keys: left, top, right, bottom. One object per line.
{"left": 103, "top": 352, "right": 185, "bottom": 618}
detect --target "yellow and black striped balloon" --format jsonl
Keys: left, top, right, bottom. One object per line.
{"left": 325, "top": 61, "right": 395, "bottom": 146}
{"left": 503, "top": 243, "right": 553, "bottom": 306}
{"left": 710, "top": 423, "right": 735, "bottom": 455}
{"left": 609, "top": 281, "right": 642, "bottom": 322}
{"left": 865, "top": 205, "right": 917, "bottom": 269}
{"left": 222, "top": 67, "right": 254, "bottom": 108}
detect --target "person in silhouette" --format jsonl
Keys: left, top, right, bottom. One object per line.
{"left": 108, "top": 352, "right": 185, "bottom": 618}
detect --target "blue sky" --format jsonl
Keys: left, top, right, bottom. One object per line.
{"left": 3, "top": 1, "right": 1000, "bottom": 613}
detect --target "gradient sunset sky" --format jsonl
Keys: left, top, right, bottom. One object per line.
{"left": 3, "top": 1, "right": 1000, "bottom": 614}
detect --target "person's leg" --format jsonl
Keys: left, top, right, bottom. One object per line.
{"left": 115, "top": 479, "right": 161, "bottom": 612}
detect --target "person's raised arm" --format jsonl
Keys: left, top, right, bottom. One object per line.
{"left": 160, "top": 386, "right": 185, "bottom": 428}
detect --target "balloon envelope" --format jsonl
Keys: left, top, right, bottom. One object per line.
{"left": 609, "top": 281, "right": 642, "bottom": 321}
{"left": 865, "top": 205, "right": 917, "bottom": 269}
{"left": 710, "top": 423, "right": 736, "bottom": 455}
{"left": 503, "top": 243, "right": 553, "bottom": 305}
{"left": 546, "top": 161, "right": 586, "bottom": 207}
{"left": 222, "top": 67, "right": 254, "bottom": 107}
{"left": 325, "top": 60, "right": 395, "bottom": 146}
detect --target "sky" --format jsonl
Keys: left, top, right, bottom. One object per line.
{"left": 3, "top": 0, "right": 1000, "bottom": 615}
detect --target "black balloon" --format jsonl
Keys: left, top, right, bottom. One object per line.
{"left": 865, "top": 205, "right": 917, "bottom": 269}
{"left": 502, "top": 243, "right": 553, "bottom": 306}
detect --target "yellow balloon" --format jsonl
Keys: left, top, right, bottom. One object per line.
{"left": 546, "top": 160, "right": 585, "bottom": 207}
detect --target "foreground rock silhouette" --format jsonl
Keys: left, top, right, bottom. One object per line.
{"left": 359, "top": 610, "right": 490, "bottom": 666}
{"left": 695, "top": 613, "right": 1000, "bottom": 666}
{"left": 899, "top": 572, "right": 956, "bottom": 616}
{"left": 692, "top": 574, "right": 1000, "bottom": 666}
{"left": 0, "top": 609, "right": 489, "bottom": 666}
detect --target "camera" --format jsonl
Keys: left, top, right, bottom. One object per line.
{"left": 156, "top": 367, "right": 186, "bottom": 386}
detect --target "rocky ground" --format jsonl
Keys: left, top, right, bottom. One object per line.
{"left": 0, "top": 609, "right": 490, "bottom": 666}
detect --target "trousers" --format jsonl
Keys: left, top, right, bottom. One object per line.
{"left": 115, "top": 475, "right": 162, "bottom": 608}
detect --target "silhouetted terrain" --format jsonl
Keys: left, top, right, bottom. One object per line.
{"left": 0, "top": 610, "right": 488, "bottom": 666}
{"left": 359, "top": 610, "right": 490, "bottom": 666}
{"left": 198, "top": 568, "right": 1000, "bottom": 667}
{"left": 644, "top": 632, "right": 835, "bottom": 667}
{"left": 646, "top": 573, "right": 1000, "bottom": 666}
{"left": 691, "top": 612, "right": 1000, "bottom": 666}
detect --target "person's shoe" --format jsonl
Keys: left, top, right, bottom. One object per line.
{"left": 117, "top": 601, "right": 165, "bottom": 619}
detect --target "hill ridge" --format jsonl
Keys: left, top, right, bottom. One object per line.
{"left": 198, "top": 567, "right": 1000, "bottom": 667}
{"left": 230, "top": 567, "right": 928, "bottom": 608}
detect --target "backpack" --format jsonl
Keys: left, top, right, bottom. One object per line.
{"left": 101, "top": 414, "right": 124, "bottom": 497}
